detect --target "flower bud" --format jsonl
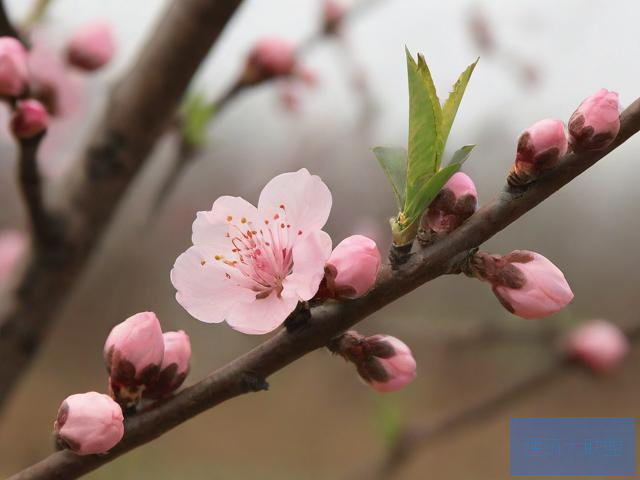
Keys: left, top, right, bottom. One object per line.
{"left": 54, "top": 392, "right": 124, "bottom": 455}
{"left": 325, "top": 235, "right": 381, "bottom": 298}
{"left": 423, "top": 172, "right": 478, "bottom": 234}
{"left": 145, "top": 331, "right": 191, "bottom": 399}
{"left": 508, "top": 119, "right": 568, "bottom": 186}
{"left": 562, "top": 320, "right": 628, "bottom": 373}
{"left": 470, "top": 250, "right": 573, "bottom": 319}
{"left": 0, "top": 229, "right": 26, "bottom": 283}
{"left": 329, "top": 331, "right": 416, "bottom": 393}
{"left": 244, "top": 37, "right": 296, "bottom": 84}
{"left": 66, "top": 21, "right": 115, "bottom": 72}
{"left": 323, "top": 0, "right": 346, "bottom": 34}
{"left": 11, "top": 99, "right": 49, "bottom": 139}
{"left": 104, "top": 312, "right": 164, "bottom": 407}
{"left": 0, "top": 37, "right": 28, "bottom": 97}
{"left": 568, "top": 89, "right": 620, "bottom": 152}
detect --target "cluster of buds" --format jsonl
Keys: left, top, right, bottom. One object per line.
{"left": 561, "top": 320, "right": 629, "bottom": 373}
{"left": 508, "top": 89, "right": 621, "bottom": 186}
{"left": 419, "top": 172, "right": 478, "bottom": 243}
{"left": 319, "top": 235, "right": 381, "bottom": 299}
{"left": 104, "top": 311, "right": 191, "bottom": 407}
{"left": 466, "top": 250, "right": 574, "bottom": 319}
{"left": 329, "top": 331, "right": 416, "bottom": 392}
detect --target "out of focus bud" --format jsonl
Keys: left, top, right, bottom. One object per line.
{"left": 54, "top": 392, "right": 124, "bottom": 455}
{"left": 323, "top": 0, "right": 346, "bottom": 34}
{"left": 568, "top": 89, "right": 620, "bottom": 152}
{"left": 10, "top": 99, "right": 49, "bottom": 139}
{"left": 244, "top": 37, "right": 296, "bottom": 84}
{"left": 508, "top": 119, "right": 568, "bottom": 186}
{"left": 468, "top": 250, "right": 573, "bottom": 319}
{"left": 104, "top": 312, "right": 164, "bottom": 407}
{"left": 324, "top": 235, "right": 381, "bottom": 298}
{"left": 562, "top": 320, "right": 628, "bottom": 373}
{"left": 422, "top": 172, "right": 478, "bottom": 236}
{"left": 329, "top": 331, "right": 417, "bottom": 393}
{"left": 145, "top": 331, "right": 191, "bottom": 399}
{"left": 0, "top": 37, "right": 28, "bottom": 97}
{"left": 66, "top": 21, "right": 115, "bottom": 72}
{"left": 0, "top": 229, "right": 26, "bottom": 283}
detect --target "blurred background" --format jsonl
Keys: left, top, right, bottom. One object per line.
{"left": 1, "top": 0, "right": 639, "bottom": 478}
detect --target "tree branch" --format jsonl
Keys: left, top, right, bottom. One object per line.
{"left": 0, "top": 1, "right": 20, "bottom": 39}
{"left": 9, "top": 98, "right": 640, "bottom": 480}
{"left": 0, "top": 0, "right": 243, "bottom": 410}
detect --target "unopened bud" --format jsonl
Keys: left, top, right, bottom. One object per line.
{"left": 324, "top": 235, "right": 381, "bottom": 298}
{"left": 244, "top": 37, "right": 296, "bottom": 84}
{"left": 104, "top": 312, "right": 164, "bottom": 407}
{"left": 568, "top": 89, "right": 620, "bottom": 152}
{"left": 54, "top": 392, "right": 124, "bottom": 455}
{"left": 469, "top": 250, "right": 573, "bottom": 319}
{"left": 562, "top": 320, "right": 628, "bottom": 373}
{"left": 323, "top": 0, "right": 346, "bottom": 34}
{"left": 508, "top": 119, "right": 567, "bottom": 186}
{"left": 11, "top": 99, "right": 49, "bottom": 139}
{"left": 0, "top": 37, "right": 28, "bottom": 97}
{"left": 66, "top": 21, "right": 115, "bottom": 72}
{"left": 145, "top": 331, "right": 191, "bottom": 399}
{"left": 422, "top": 172, "right": 478, "bottom": 235}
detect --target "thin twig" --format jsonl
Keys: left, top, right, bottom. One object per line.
{"left": 9, "top": 98, "right": 640, "bottom": 480}
{"left": 0, "top": 0, "right": 21, "bottom": 39}
{"left": 20, "top": 0, "right": 52, "bottom": 31}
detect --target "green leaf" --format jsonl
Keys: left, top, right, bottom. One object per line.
{"left": 404, "top": 144, "right": 475, "bottom": 228}
{"left": 180, "top": 92, "right": 216, "bottom": 148}
{"left": 404, "top": 48, "right": 440, "bottom": 212}
{"left": 416, "top": 53, "right": 444, "bottom": 167}
{"left": 441, "top": 58, "right": 478, "bottom": 147}
{"left": 373, "top": 146, "right": 408, "bottom": 211}
{"left": 374, "top": 397, "right": 404, "bottom": 448}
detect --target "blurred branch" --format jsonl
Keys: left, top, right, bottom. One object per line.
{"left": 0, "top": 0, "right": 243, "bottom": 410}
{"left": 359, "top": 322, "right": 640, "bottom": 480}
{"left": 151, "top": 0, "right": 386, "bottom": 213}
{"left": 10, "top": 98, "right": 640, "bottom": 480}
{"left": 21, "top": 0, "right": 52, "bottom": 31}
{"left": 0, "top": 1, "right": 21, "bottom": 39}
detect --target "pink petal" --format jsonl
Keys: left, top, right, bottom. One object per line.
{"left": 192, "top": 195, "right": 258, "bottom": 246}
{"left": 226, "top": 290, "right": 299, "bottom": 334}
{"left": 284, "top": 230, "right": 332, "bottom": 301}
{"left": 257, "top": 168, "right": 332, "bottom": 235}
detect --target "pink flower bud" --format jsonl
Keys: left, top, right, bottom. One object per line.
{"left": 0, "top": 229, "right": 26, "bottom": 283}
{"left": 424, "top": 172, "right": 478, "bottom": 234}
{"left": 471, "top": 250, "right": 573, "bottom": 319}
{"left": 364, "top": 335, "right": 417, "bottom": 393}
{"left": 10, "top": 99, "right": 49, "bottom": 139}
{"left": 562, "top": 320, "right": 628, "bottom": 373}
{"left": 104, "top": 312, "right": 164, "bottom": 407}
{"left": 0, "top": 37, "right": 28, "bottom": 97}
{"left": 569, "top": 89, "right": 620, "bottom": 151}
{"left": 245, "top": 37, "right": 296, "bottom": 82}
{"left": 54, "top": 392, "right": 124, "bottom": 455}
{"left": 66, "top": 21, "right": 115, "bottom": 72}
{"left": 509, "top": 119, "right": 568, "bottom": 186}
{"left": 145, "top": 331, "right": 191, "bottom": 399}
{"left": 323, "top": 0, "right": 346, "bottom": 33}
{"left": 325, "top": 235, "right": 381, "bottom": 298}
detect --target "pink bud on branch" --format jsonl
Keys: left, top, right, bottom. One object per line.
{"left": 145, "top": 331, "right": 192, "bottom": 399}
{"left": 53, "top": 392, "right": 124, "bottom": 455}
{"left": 10, "top": 99, "right": 49, "bottom": 139}
{"left": 103, "top": 312, "right": 165, "bottom": 407}
{"left": 422, "top": 172, "right": 478, "bottom": 237}
{"left": 508, "top": 119, "right": 568, "bottom": 186}
{"left": 562, "top": 320, "right": 628, "bottom": 373}
{"left": 66, "top": 21, "right": 116, "bottom": 72}
{"left": 323, "top": 0, "right": 346, "bottom": 34}
{"left": 329, "top": 331, "right": 417, "bottom": 393}
{"left": 569, "top": 89, "right": 621, "bottom": 152}
{"left": 323, "top": 235, "right": 381, "bottom": 298}
{"left": 468, "top": 250, "right": 574, "bottom": 319}
{"left": 244, "top": 37, "right": 296, "bottom": 84}
{"left": 0, "top": 36, "right": 28, "bottom": 97}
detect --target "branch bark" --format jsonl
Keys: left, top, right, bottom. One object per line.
{"left": 0, "top": 0, "right": 243, "bottom": 410}
{"left": 0, "top": 1, "right": 21, "bottom": 39}
{"left": 10, "top": 98, "right": 640, "bottom": 480}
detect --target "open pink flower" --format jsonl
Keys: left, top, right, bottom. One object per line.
{"left": 563, "top": 320, "right": 628, "bottom": 373}
{"left": 171, "top": 168, "right": 332, "bottom": 334}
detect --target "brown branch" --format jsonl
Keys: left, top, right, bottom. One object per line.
{"left": 9, "top": 98, "right": 640, "bottom": 480}
{"left": 0, "top": 1, "right": 21, "bottom": 39}
{"left": 0, "top": 0, "right": 243, "bottom": 410}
